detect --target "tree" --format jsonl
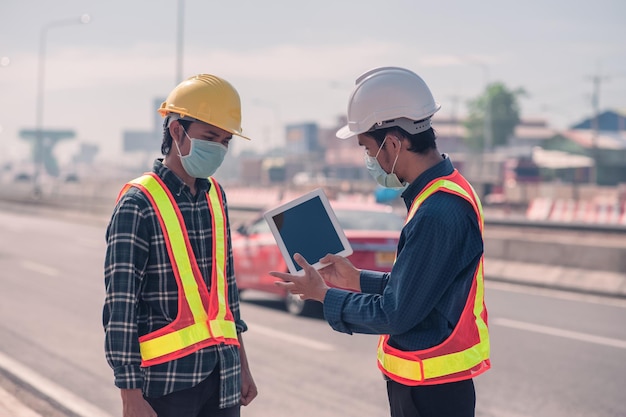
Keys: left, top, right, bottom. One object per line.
{"left": 463, "top": 83, "right": 526, "bottom": 151}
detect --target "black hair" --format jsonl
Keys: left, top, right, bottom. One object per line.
{"left": 366, "top": 124, "right": 437, "bottom": 155}
{"left": 161, "top": 118, "right": 192, "bottom": 155}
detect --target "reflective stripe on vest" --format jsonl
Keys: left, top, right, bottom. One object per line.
{"left": 377, "top": 169, "right": 490, "bottom": 385}
{"left": 118, "top": 173, "right": 239, "bottom": 367}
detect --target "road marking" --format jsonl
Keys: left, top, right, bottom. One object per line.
{"left": 249, "top": 323, "right": 335, "bottom": 351}
{"left": 0, "top": 351, "right": 114, "bottom": 417}
{"left": 492, "top": 318, "right": 626, "bottom": 349}
{"left": 0, "top": 385, "right": 44, "bottom": 417}
{"left": 478, "top": 405, "right": 533, "bottom": 417}
{"left": 486, "top": 281, "right": 626, "bottom": 308}
{"left": 20, "top": 261, "right": 59, "bottom": 277}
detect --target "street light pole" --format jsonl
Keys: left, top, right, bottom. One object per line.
{"left": 34, "top": 14, "right": 90, "bottom": 196}
{"left": 176, "top": 0, "right": 185, "bottom": 84}
{"left": 478, "top": 65, "right": 492, "bottom": 196}
{"left": 0, "top": 57, "right": 8, "bottom": 149}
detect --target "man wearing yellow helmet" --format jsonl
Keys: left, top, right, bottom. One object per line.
{"left": 103, "top": 74, "right": 257, "bottom": 417}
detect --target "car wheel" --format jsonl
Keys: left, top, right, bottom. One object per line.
{"left": 284, "top": 292, "right": 320, "bottom": 316}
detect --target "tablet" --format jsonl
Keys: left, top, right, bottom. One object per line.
{"left": 263, "top": 188, "right": 353, "bottom": 275}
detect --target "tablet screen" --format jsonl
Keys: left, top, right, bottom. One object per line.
{"left": 264, "top": 189, "right": 352, "bottom": 274}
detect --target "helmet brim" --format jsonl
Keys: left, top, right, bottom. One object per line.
{"left": 336, "top": 124, "right": 359, "bottom": 140}
{"left": 165, "top": 113, "right": 251, "bottom": 140}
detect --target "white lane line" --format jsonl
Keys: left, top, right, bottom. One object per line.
{"left": 0, "top": 351, "right": 114, "bottom": 417}
{"left": 478, "top": 405, "right": 533, "bottom": 417}
{"left": 486, "top": 281, "right": 626, "bottom": 308}
{"left": 20, "top": 261, "right": 59, "bottom": 277}
{"left": 249, "top": 324, "right": 334, "bottom": 351}
{"left": 492, "top": 318, "right": 626, "bottom": 349}
{"left": 0, "top": 385, "right": 44, "bottom": 417}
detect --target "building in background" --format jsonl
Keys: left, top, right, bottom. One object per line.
{"left": 113, "top": 98, "right": 626, "bottom": 212}
{"left": 561, "top": 110, "right": 626, "bottom": 186}
{"left": 122, "top": 98, "right": 164, "bottom": 154}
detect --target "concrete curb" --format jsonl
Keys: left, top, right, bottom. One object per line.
{"left": 485, "top": 258, "right": 626, "bottom": 298}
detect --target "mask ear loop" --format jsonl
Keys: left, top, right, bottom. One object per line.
{"left": 174, "top": 125, "right": 190, "bottom": 158}
{"left": 390, "top": 137, "right": 401, "bottom": 175}
{"left": 374, "top": 136, "right": 388, "bottom": 159}
{"left": 378, "top": 134, "right": 401, "bottom": 174}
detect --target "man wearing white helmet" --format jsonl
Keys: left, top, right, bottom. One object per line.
{"left": 103, "top": 74, "right": 257, "bottom": 417}
{"left": 272, "top": 67, "right": 490, "bottom": 417}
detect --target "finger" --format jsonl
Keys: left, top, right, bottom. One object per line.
{"left": 274, "top": 281, "right": 294, "bottom": 289}
{"left": 319, "top": 253, "right": 338, "bottom": 264}
{"left": 269, "top": 271, "right": 294, "bottom": 281}
{"left": 241, "top": 388, "right": 258, "bottom": 406}
{"left": 293, "top": 253, "right": 315, "bottom": 273}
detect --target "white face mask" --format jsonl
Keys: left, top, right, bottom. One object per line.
{"left": 364, "top": 136, "right": 407, "bottom": 189}
{"left": 175, "top": 128, "right": 228, "bottom": 178}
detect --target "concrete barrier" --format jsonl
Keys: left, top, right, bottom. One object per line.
{"left": 1, "top": 180, "right": 624, "bottom": 298}
{"left": 485, "top": 234, "right": 626, "bottom": 273}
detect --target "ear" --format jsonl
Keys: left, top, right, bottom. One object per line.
{"left": 168, "top": 120, "right": 185, "bottom": 144}
{"left": 385, "top": 133, "right": 403, "bottom": 151}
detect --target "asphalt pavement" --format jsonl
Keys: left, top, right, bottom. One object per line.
{"left": 0, "top": 193, "right": 625, "bottom": 416}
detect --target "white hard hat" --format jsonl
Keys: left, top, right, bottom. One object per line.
{"left": 336, "top": 67, "right": 441, "bottom": 139}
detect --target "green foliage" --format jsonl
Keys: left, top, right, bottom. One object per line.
{"left": 463, "top": 83, "right": 526, "bottom": 151}
{"left": 542, "top": 134, "right": 587, "bottom": 155}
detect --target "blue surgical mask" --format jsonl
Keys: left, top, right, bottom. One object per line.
{"left": 364, "top": 136, "right": 407, "bottom": 189}
{"left": 175, "top": 129, "right": 228, "bottom": 178}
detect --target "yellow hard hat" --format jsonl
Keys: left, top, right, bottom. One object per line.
{"left": 158, "top": 74, "right": 250, "bottom": 140}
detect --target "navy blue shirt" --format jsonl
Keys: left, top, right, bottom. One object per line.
{"left": 324, "top": 156, "right": 483, "bottom": 351}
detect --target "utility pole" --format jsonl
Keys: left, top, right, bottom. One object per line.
{"left": 588, "top": 71, "right": 610, "bottom": 184}
{"left": 176, "top": 0, "right": 185, "bottom": 84}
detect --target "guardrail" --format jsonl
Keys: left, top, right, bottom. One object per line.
{"left": 1, "top": 179, "right": 626, "bottom": 234}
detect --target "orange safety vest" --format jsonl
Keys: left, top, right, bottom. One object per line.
{"left": 117, "top": 173, "right": 239, "bottom": 367}
{"left": 377, "top": 169, "right": 490, "bottom": 386}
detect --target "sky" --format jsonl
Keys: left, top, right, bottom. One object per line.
{"left": 0, "top": 0, "right": 625, "bottom": 170}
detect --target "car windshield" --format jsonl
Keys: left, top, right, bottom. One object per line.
{"left": 334, "top": 209, "right": 405, "bottom": 231}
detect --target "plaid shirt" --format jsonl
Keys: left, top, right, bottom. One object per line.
{"left": 103, "top": 159, "right": 247, "bottom": 408}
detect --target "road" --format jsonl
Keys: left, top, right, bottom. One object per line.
{"left": 0, "top": 207, "right": 625, "bottom": 417}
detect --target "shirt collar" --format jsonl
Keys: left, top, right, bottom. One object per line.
{"left": 153, "top": 159, "right": 210, "bottom": 196}
{"left": 400, "top": 154, "right": 455, "bottom": 210}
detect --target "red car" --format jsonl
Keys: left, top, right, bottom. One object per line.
{"left": 232, "top": 200, "right": 405, "bottom": 315}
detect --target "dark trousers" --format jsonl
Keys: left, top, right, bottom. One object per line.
{"left": 387, "top": 378, "right": 476, "bottom": 417}
{"left": 145, "top": 369, "right": 239, "bottom": 417}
